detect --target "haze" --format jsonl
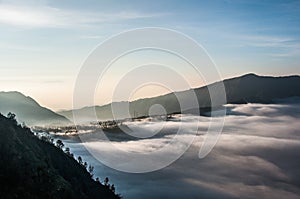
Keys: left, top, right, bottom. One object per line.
{"left": 0, "top": 0, "right": 299, "bottom": 110}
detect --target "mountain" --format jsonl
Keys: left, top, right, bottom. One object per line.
{"left": 221, "top": 73, "right": 300, "bottom": 103}
{"left": 0, "top": 91, "right": 70, "bottom": 126}
{"left": 59, "top": 73, "right": 300, "bottom": 123}
{"left": 0, "top": 113, "right": 119, "bottom": 199}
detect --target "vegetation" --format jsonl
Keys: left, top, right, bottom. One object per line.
{"left": 0, "top": 112, "right": 121, "bottom": 199}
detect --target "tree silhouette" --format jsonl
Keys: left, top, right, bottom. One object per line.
{"left": 104, "top": 177, "right": 109, "bottom": 186}
{"left": 83, "top": 162, "right": 88, "bottom": 169}
{"left": 7, "top": 112, "right": 16, "bottom": 123}
{"left": 110, "top": 184, "right": 115, "bottom": 193}
{"left": 88, "top": 165, "right": 94, "bottom": 177}
{"left": 65, "top": 147, "right": 70, "bottom": 156}
{"left": 55, "top": 139, "right": 64, "bottom": 150}
{"left": 77, "top": 156, "right": 83, "bottom": 165}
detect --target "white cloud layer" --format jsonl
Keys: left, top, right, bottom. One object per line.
{"left": 58, "top": 102, "right": 300, "bottom": 198}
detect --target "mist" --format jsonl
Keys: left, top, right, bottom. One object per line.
{"left": 60, "top": 102, "right": 300, "bottom": 199}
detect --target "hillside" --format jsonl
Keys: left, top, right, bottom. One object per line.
{"left": 0, "top": 91, "right": 70, "bottom": 126}
{"left": 0, "top": 113, "right": 119, "bottom": 199}
{"left": 59, "top": 73, "right": 300, "bottom": 122}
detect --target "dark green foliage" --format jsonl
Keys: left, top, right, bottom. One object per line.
{"left": 110, "top": 184, "right": 115, "bottom": 193}
{"left": 7, "top": 112, "right": 16, "bottom": 121}
{"left": 83, "top": 162, "right": 88, "bottom": 169}
{"left": 0, "top": 114, "right": 120, "bottom": 199}
{"left": 88, "top": 165, "right": 94, "bottom": 177}
{"left": 55, "top": 139, "right": 64, "bottom": 150}
{"left": 64, "top": 147, "right": 71, "bottom": 156}
{"left": 77, "top": 156, "right": 83, "bottom": 165}
{"left": 104, "top": 177, "right": 109, "bottom": 186}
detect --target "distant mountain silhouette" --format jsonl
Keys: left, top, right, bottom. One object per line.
{"left": 0, "top": 91, "right": 70, "bottom": 126}
{"left": 59, "top": 73, "right": 300, "bottom": 123}
{"left": 0, "top": 114, "right": 119, "bottom": 199}
{"left": 221, "top": 73, "right": 300, "bottom": 103}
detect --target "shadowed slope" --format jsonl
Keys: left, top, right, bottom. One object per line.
{"left": 0, "top": 114, "right": 119, "bottom": 199}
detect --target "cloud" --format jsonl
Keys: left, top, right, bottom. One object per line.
{"left": 0, "top": 4, "right": 60, "bottom": 27}
{"left": 58, "top": 102, "right": 300, "bottom": 198}
{"left": 217, "top": 32, "right": 300, "bottom": 58}
{"left": 241, "top": 35, "right": 294, "bottom": 47}
{"left": 0, "top": 3, "right": 167, "bottom": 28}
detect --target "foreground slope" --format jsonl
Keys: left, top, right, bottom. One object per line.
{"left": 60, "top": 73, "right": 300, "bottom": 122}
{"left": 0, "top": 114, "right": 119, "bottom": 199}
{"left": 0, "top": 91, "right": 70, "bottom": 126}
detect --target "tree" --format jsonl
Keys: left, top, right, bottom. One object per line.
{"left": 65, "top": 147, "right": 70, "bottom": 156}
{"left": 104, "top": 177, "right": 109, "bottom": 186}
{"left": 88, "top": 165, "right": 94, "bottom": 177}
{"left": 56, "top": 139, "right": 64, "bottom": 150}
{"left": 83, "top": 162, "right": 88, "bottom": 169}
{"left": 77, "top": 156, "right": 83, "bottom": 165}
{"left": 7, "top": 112, "right": 16, "bottom": 122}
{"left": 21, "top": 122, "right": 27, "bottom": 128}
{"left": 95, "top": 177, "right": 100, "bottom": 184}
{"left": 110, "top": 184, "right": 115, "bottom": 193}
{"left": 41, "top": 136, "right": 49, "bottom": 142}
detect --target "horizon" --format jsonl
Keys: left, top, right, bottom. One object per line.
{"left": 1, "top": 0, "right": 300, "bottom": 110}
{"left": 1, "top": 2, "right": 300, "bottom": 198}
{"left": 1, "top": 72, "right": 299, "bottom": 112}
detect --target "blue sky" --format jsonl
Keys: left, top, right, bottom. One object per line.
{"left": 0, "top": 0, "right": 299, "bottom": 110}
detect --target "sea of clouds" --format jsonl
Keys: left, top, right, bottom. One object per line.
{"left": 61, "top": 102, "right": 300, "bottom": 199}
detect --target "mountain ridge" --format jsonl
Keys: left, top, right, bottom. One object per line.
{"left": 66, "top": 73, "right": 300, "bottom": 112}
{"left": 0, "top": 91, "right": 70, "bottom": 126}
{"left": 59, "top": 73, "right": 300, "bottom": 122}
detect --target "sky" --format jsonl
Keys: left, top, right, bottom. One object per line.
{"left": 0, "top": 0, "right": 300, "bottom": 110}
